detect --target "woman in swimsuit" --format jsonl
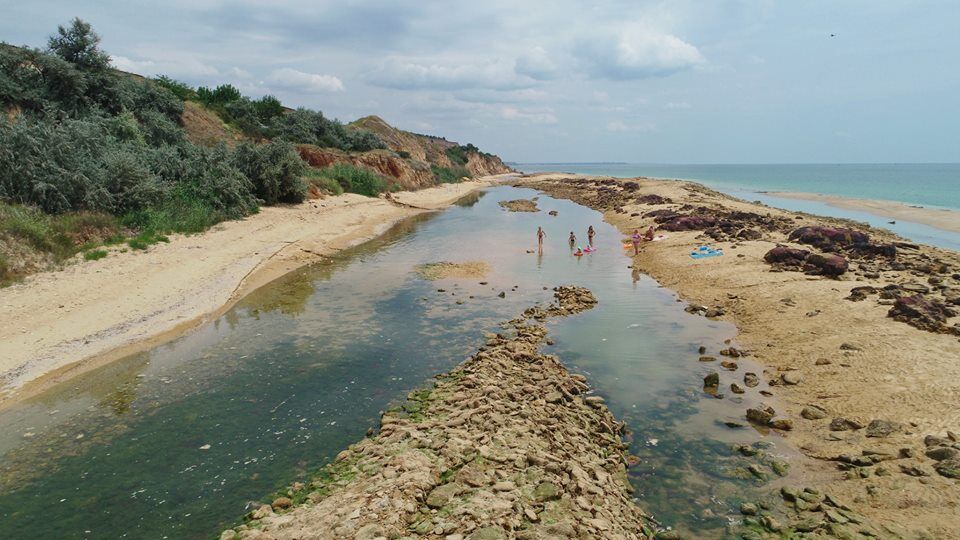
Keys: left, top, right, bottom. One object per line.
{"left": 568, "top": 231, "right": 576, "bottom": 248}
{"left": 537, "top": 226, "right": 546, "bottom": 253}
{"left": 587, "top": 225, "right": 595, "bottom": 246}
{"left": 631, "top": 229, "right": 642, "bottom": 255}
{"left": 644, "top": 225, "right": 655, "bottom": 241}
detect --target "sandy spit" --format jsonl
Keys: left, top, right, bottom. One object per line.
{"left": 769, "top": 191, "right": 960, "bottom": 234}
{"left": 0, "top": 175, "right": 515, "bottom": 407}
{"left": 523, "top": 173, "right": 960, "bottom": 539}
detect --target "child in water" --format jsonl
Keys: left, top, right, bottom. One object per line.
{"left": 574, "top": 246, "right": 583, "bottom": 256}
{"left": 568, "top": 231, "right": 576, "bottom": 247}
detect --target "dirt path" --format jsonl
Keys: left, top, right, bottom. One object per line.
{"left": 0, "top": 176, "right": 513, "bottom": 406}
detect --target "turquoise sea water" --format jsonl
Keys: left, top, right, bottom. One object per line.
{"left": 515, "top": 163, "right": 960, "bottom": 250}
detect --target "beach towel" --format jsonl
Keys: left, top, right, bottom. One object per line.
{"left": 690, "top": 245, "right": 724, "bottom": 259}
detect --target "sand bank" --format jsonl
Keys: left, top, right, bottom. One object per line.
{"left": 523, "top": 174, "right": 960, "bottom": 538}
{"left": 769, "top": 191, "right": 960, "bottom": 234}
{"left": 0, "top": 176, "right": 513, "bottom": 406}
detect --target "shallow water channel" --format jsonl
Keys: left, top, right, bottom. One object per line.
{"left": 0, "top": 186, "right": 797, "bottom": 538}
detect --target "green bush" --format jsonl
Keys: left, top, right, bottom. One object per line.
{"left": 303, "top": 167, "right": 344, "bottom": 195}
{"left": 0, "top": 202, "right": 121, "bottom": 261}
{"left": 397, "top": 150, "right": 411, "bottom": 159}
{"left": 231, "top": 141, "right": 307, "bottom": 204}
{"left": 270, "top": 108, "right": 385, "bottom": 152}
{"left": 153, "top": 76, "right": 196, "bottom": 101}
{"left": 431, "top": 165, "right": 471, "bottom": 184}
{"left": 316, "top": 163, "right": 388, "bottom": 197}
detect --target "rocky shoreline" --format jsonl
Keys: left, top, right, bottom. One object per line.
{"left": 223, "top": 286, "right": 659, "bottom": 539}
{"left": 521, "top": 174, "right": 960, "bottom": 538}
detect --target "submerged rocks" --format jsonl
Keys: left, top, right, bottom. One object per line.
{"left": 234, "top": 286, "right": 656, "bottom": 539}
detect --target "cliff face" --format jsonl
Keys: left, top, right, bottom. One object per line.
{"left": 296, "top": 146, "right": 438, "bottom": 190}
{"left": 349, "top": 115, "right": 513, "bottom": 179}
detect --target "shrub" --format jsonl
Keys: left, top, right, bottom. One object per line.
{"left": 231, "top": 141, "right": 307, "bottom": 204}
{"left": 84, "top": 249, "right": 108, "bottom": 260}
{"left": 153, "top": 76, "right": 196, "bottom": 101}
{"left": 196, "top": 84, "right": 242, "bottom": 109}
{"left": 317, "top": 163, "right": 388, "bottom": 197}
{"left": 431, "top": 165, "right": 471, "bottom": 184}
{"left": 269, "top": 108, "right": 385, "bottom": 152}
{"left": 303, "top": 167, "right": 344, "bottom": 196}
{"left": 397, "top": 150, "right": 411, "bottom": 159}
{"left": 47, "top": 18, "right": 111, "bottom": 71}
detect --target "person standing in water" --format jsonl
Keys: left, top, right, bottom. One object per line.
{"left": 631, "top": 229, "right": 642, "bottom": 255}
{"left": 568, "top": 231, "right": 576, "bottom": 248}
{"left": 587, "top": 225, "right": 595, "bottom": 246}
{"left": 537, "top": 226, "right": 546, "bottom": 253}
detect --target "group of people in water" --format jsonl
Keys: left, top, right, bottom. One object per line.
{"left": 536, "top": 224, "right": 656, "bottom": 256}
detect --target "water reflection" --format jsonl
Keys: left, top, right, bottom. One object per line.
{"left": 0, "top": 187, "right": 794, "bottom": 539}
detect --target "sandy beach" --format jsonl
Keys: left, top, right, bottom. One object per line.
{"left": 770, "top": 191, "right": 960, "bottom": 234}
{"left": 523, "top": 173, "right": 960, "bottom": 538}
{"left": 0, "top": 176, "right": 513, "bottom": 407}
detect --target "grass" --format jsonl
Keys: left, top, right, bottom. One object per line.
{"left": 0, "top": 202, "right": 123, "bottom": 269}
{"left": 431, "top": 165, "right": 471, "bottom": 184}
{"left": 303, "top": 167, "right": 344, "bottom": 196}
{"left": 305, "top": 163, "right": 389, "bottom": 197}
{"left": 83, "top": 249, "right": 108, "bottom": 261}
{"left": 127, "top": 230, "right": 169, "bottom": 250}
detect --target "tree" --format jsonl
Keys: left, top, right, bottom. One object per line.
{"left": 47, "top": 18, "right": 111, "bottom": 71}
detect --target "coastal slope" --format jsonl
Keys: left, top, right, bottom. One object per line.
{"left": 0, "top": 177, "right": 512, "bottom": 404}
{"left": 524, "top": 174, "right": 960, "bottom": 538}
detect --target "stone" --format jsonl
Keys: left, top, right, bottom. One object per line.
{"left": 780, "top": 486, "right": 801, "bottom": 502}
{"left": 426, "top": 483, "right": 461, "bottom": 508}
{"left": 935, "top": 458, "right": 960, "bottom": 479}
{"left": 888, "top": 295, "right": 956, "bottom": 333}
{"left": 743, "top": 372, "right": 760, "bottom": 387}
{"left": 584, "top": 396, "right": 605, "bottom": 408}
{"left": 815, "top": 358, "right": 832, "bottom": 365}
{"left": 746, "top": 404, "right": 776, "bottom": 425}
{"left": 770, "top": 418, "right": 794, "bottom": 431}
{"left": 468, "top": 527, "right": 507, "bottom": 540}
{"left": 865, "top": 419, "right": 902, "bottom": 438}
{"left": 271, "top": 497, "right": 292, "bottom": 511}
{"left": 533, "top": 482, "right": 560, "bottom": 502}
{"left": 703, "top": 372, "right": 720, "bottom": 388}
{"left": 829, "top": 417, "right": 864, "bottom": 431}
{"left": 720, "top": 360, "right": 738, "bottom": 370}
{"left": 740, "top": 502, "right": 758, "bottom": 515}
{"left": 927, "top": 446, "right": 960, "bottom": 461}
{"left": 698, "top": 355, "right": 716, "bottom": 362}
{"left": 801, "top": 405, "right": 828, "bottom": 420}
{"left": 220, "top": 530, "right": 236, "bottom": 540}
{"left": 781, "top": 372, "right": 802, "bottom": 385}
{"left": 730, "top": 383, "right": 745, "bottom": 394}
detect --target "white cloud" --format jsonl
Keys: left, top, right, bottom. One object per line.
{"left": 368, "top": 58, "right": 534, "bottom": 90}
{"left": 514, "top": 46, "right": 558, "bottom": 80}
{"left": 111, "top": 54, "right": 220, "bottom": 79}
{"left": 501, "top": 106, "right": 558, "bottom": 124}
{"left": 267, "top": 67, "right": 344, "bottom": 92}
{"left": 454, "top": 88, "right": 548, "bottom": 104}
{"left": 607, "top": 120, "right": 656, "bottom": 132}
{"left": 664, "top": 101, "right": 691, "bottom": 109}
{"left": 577, "top": 25, "right": 704, "bottom": 79}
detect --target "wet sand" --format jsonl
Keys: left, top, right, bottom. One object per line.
{"left": 0, "top": 176, "right": 514, "bottom": 407}
{"left": 770, "top": 191, "right": 960, "bottom": 234}
{"left": 523, "top": 173, "right": 960, "bottom": 538}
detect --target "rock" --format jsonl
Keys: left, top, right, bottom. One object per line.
{"left": 770, "top": 418, "right": 794, "bottom": 431}
{"left": 743, "top": 372, "right": 760, "bottom": 387}
{"left": 498, "top": 291, "right": 506, "bottom": 298}
{"left": 720, "top": 360, "right": 738, "bottom": 370}
{"left": 925, "top": 434, "right": 950, "bottom": 447}
{"left": 249, "top": 504, "right": 272, "bottom": 520}
{"left": 781, "top": 372, "right": 802, "bottom": 385}
{"left": 730, "top": 383, "right": 745, "bottom": 394}
{"left": 426, "top": 483, "right": 461, "bottom": 508}
{"left": 788, "top": 226, "right": 870, "bottom": 251}
{"left": 888, "top": 294, "right": 957, "bottom": 334}
{"left": 533, "top": 482, "right": 560, "bottom": 502}
{"left": 935, "top": 458, "right": 960, "bottom": 478}
{"left": 584, "top": 396, "right": 605, "bottom": 408}
{"left": 780, "top": 486, "right": 801, "bottom": 502}
{"left": 900, "top": 464, "right": 931, "bottom": 477}
{"left": 926, "top": 446, "right": 959, "bottom": 461}
{"left": 865, "top": 419, "right": 902, "bottom": 438}
{"left": 660, "top": 215, "right": 718, "bottom": 231}
{"left": 548, "top": 210, "right": 558, "bottom": 216}
{"left": 801, "top": 405, "right": 828, "bottom": 420}
{"left": 815, "top": 358, "right": 832, "bottom": 365}
{"left": 699, "top": 356, "right": 716, "bottom": 362}
{"left": 468, "top": 527, "right": 507, "bottom": 540}
{"left": 271, "top": 497, "right": 292, "bottom": 511}
{"left": 746, "top": 404, "right": 776, "bottom": 425}
{"left": 805, "top": 253, "right": 849, "bottom": 276}
{"left": 771, "top": 460, "right": 790, "bottom": 476}
{"left": 763, "top": 246, "right": 810, "bottom": 266}
{"left": 830, "top": 417, "right": 864, "bottom": 431}
{"left": 220, "top": 530, "right": 236, "bottom": 540}
{"left": 703, "top": 372, "right": 720, "bottom": 388}
{"left": 839, "top": 343, "right": 861, "bottom": 351}
{"left": 740, "top": 502, "right": 758, "bottom": 515}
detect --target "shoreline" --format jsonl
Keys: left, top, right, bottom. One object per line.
{"left": 0, "top": 175, "right": 514, "bottom": 408}
{"left": 521, "top": 173, "right": 960, "bottom": 538}
{"left": 766, "top": 191, "right": 960, "bottom": 234}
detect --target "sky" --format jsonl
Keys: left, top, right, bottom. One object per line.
{"left": 2, "top": 1, "right": 958, "bottom": 164}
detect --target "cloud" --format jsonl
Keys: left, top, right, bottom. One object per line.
{"left": 607, "top": 120, "right": 656, "bottom": 132}
{"left": 368, "top": 58, "right": 534, "bottom": 90}
{"left": 514, "top": 46, "right": 558, "bottom": 80}
{"left": 111, "top": 53, "right": 219, "bottom": 79}
{"left": 501, "top": 106, "right": 558, "bottom": 124}
{"left": 577, "top": 25, "right": 704, "bottom": 79}
{"left": 267, "top": 68, "right": 344, "bottom": 93}
{"left": 453, "top": 88, "right": 548, "bottom": 104}
{"left": 664, "top": 101, "right": 691, "bottom": 109}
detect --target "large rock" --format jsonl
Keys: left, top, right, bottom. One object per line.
{"left": 805, "top": 253, "right": 849, "bottom": 276}
{"left": 788, "top": 226, "right": 870, "bottom": 252}
{"left": 763, "top": 246, "right": 810, "bottom": 266}
{"left": 659, "top": 215, "right": 718, "bottom": 231}
{"left": 888, "top": 295, "right": 958, "bottom": 334}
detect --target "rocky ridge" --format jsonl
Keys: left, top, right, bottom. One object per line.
{"left": 225, "top": 286, "right": 657, "bottom": 540}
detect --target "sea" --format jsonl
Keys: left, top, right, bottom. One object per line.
{"left": 514, "top": 163, "right": 960, "bottom": 250}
